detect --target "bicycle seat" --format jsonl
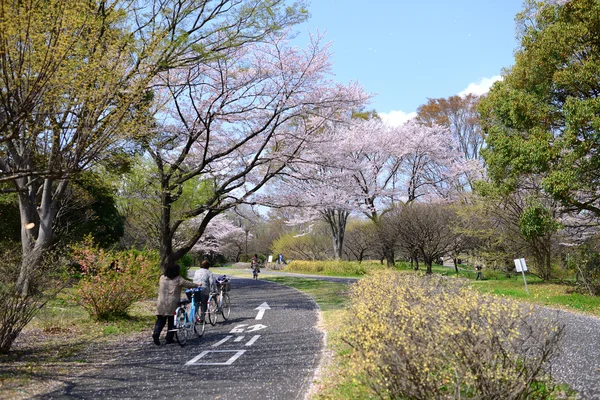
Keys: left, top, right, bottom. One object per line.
{"left": 178, "top": 299, "right": 191, "bottom": 306}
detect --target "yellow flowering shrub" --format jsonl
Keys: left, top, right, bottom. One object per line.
{"left": 284, "top": 260, "right": 387, "bottom": 276}
{"left": 342, "top": 271, "right": 564, "bottom": 399}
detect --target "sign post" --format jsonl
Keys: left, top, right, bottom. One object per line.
{"left": 513, "top": 258, "right": 529, "bottom": 295}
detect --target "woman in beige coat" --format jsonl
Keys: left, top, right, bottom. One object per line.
{"left": 152, "top": 263, "right": 199, "bottom": 345}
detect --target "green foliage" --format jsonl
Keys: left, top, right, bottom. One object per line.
{"left": 0, "top": 193, "right": 20, "bottom": 242}
{"left": 565, "top": 244, "right": 600, "bottom": 296}
{"left": 519, "top": 198, "right": 560, "bottom": 240}
{"left": 70, "top": 237, "right": 160, "bottom": 320}
{"left": 57, "top": 171, "right": 124, "bottom": 248}
{"left": 480, "top": 0, "right": 600, "bottom": 216}
{"left": 343, "top": 271, "right": 564, "bottom": 399}
{"left": 178, "top": 253, "right": 194, "bottom": 279}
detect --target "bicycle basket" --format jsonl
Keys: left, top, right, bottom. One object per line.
{"left": 217, "top": 280, "right": 231, "bottom": 292}
{"left": 185, "top": 287, "right": 203, "bottom": 302}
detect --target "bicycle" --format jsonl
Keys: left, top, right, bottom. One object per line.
{"left": 251, "top": 263, "right": 261, "bottom": 279}
{"left": 204, "top": 276, "right": 232, "bottom": 325}
{"left": 170, "top": 287, "right": 204, "bottom": 346}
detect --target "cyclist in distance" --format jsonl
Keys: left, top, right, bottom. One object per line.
{"left": 153, "top": 263, "right": 199, "bottom": 345}
{"left": 193, "top": 260, "right": 217, "bottom": 323}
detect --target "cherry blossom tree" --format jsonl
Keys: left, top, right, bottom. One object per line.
{"left": 146, "top": 31, "right": 368, "bottom": 270}
{"left": 266, "top": 117, "right": 467, "bottom": 265}
{"left": 0, "top": 0, "right": 309, "bottom": 295}
{"left": 188, "top": 214, "right": 246, "bottom": 261}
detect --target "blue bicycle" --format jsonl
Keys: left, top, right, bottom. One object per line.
{"left": 171, "top": 287, "right": 204, "bottom": 346}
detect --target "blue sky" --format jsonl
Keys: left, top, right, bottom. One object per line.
{"left": 294, "top": 0, "right": 524, "bottom": 125}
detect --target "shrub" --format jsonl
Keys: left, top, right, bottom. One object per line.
{"left": 284, "top": 260, "right": 387, "bottom": 276}
{"left": 70, "top": 237, "right": 159, "bottom": 320}
{"left": 566, "top": 245, "right": 600, "bottom": 296}
{"left": 342, "top": 271, "right": 564, "bottom": 399}
{"left": 0, "top": 244, "right": 65, "bottom": 353}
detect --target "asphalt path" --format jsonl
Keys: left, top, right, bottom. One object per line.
{"left": 547, "top": 309, "right": 600, "bottom": 399}
{"left": 38, "top": 277, "right": 323, "bottom": 400}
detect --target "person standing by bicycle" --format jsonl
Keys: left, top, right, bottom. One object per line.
{"left": 153, "top": 263, "right": 199, "bottom": 345}
{"left": 193, "top": 260, "right": 217, "bottom": 323}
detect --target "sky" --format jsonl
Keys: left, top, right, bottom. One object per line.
{"left": 293, "top": 0, "right": 525, "bottom": 126}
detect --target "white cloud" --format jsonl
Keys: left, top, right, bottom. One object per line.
{"left": 379, "top": 110, "right": 417, "bottom": 127}
{"left": 458, "top": 75, "right": 502, "bottom": 96}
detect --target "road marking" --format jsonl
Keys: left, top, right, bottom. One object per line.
{"left": 234, "top": 336, "right": 244, "bottom": 342}
{"left": 246, "top": 335, "right": 260, "bottom": 346}
{"left": 185, "top": 350, "right": 246, "bottom": 366}
{"left": 230, "top": 324, "right": 267, "bottom": 333}
{"left": 212, "top": 335, "right": 232, "bottom": 347}
{"left": 246, "top": 324, "right": 267, "bottom": 332}
{"left": 255, "top": 302, "right": 271, "bottom": 320}
{"left": 230, "top": 324, "right": 248, "bottom": 333}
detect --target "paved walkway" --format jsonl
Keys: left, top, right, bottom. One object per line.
{"left": 218, "top": 266, "right": 600, "bottom": 398}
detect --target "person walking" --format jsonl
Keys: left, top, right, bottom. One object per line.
{"left": 193, "top": 260, "right": 217, "bottom": 322}
{"left": 153, "top": 263, "right": 199, "bottom": 345}
{"left": 475, "top": 265, "right": 484, "bottom": 280}
{"left": 251, "top": 254, "right": 260, "bottom": 279}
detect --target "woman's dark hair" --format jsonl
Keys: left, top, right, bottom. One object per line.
{"left": 164, "top": 263, "right": 181, "bottom": 279}
{"left": 200, "top": 260, "right": 211, "bottom": 269}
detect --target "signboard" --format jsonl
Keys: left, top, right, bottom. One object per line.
{"left": 513, "top": 258, "right": 530, "bottom": 295}
{"left": 267, "top": 255, "right": 273, "bottom": 263}
{"left": 513, "top": 258, "right": 528, "bottom": 272}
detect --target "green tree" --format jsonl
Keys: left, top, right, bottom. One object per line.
{"left": 0, "top": 0, "right": 309, "bottom": 294}
{"left": 480, "top": 0, "right": 600, "bottom": 216}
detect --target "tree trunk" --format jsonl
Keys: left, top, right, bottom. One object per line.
{"left": 15, "top": 177, "right": 67, "bottom": 295}
{"left": 425, "top": 260, "right": 433, "bottom": 274}
{"left": 323, "top": 209, "right": 349, "bottom": 261}
{"left": 453, "top": 258, "right": 459, "bottom": 274}
{"left": 383, "top": 243, "right": 395, "bottom": 267}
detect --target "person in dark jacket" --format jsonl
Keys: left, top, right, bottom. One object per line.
{"left": 152, "top": 263, "right": 199, "bottom": 345}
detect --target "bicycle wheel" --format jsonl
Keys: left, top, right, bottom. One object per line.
{"left": 208, "top": 297, "right": 219, "bottom": 326}
{"left": 220, "top": 293, "right": 231, "bottom": 321}
{"left": 176, "top": 326, "right": 188, "bottom": 346}
{"left": 175, "top": 308, "right": 188, "bottom": 346}
{"left": 193, "top": 308, "right": 205, "bottom": 337}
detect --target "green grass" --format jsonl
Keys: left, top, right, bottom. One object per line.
{"left": 261, "top": 276, "right": 350, "bottom": 311}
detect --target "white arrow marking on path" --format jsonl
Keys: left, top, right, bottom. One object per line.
{"left": 255, "top": 302, "right": 271, "bottom": 320}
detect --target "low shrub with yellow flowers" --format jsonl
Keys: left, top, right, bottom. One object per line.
{"left": 341, "top": 270, "right": 564, "bottom": 399}
{"left": 284, "top": 260, "right": 387, "bottom": 276}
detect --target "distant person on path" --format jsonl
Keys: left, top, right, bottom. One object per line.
{"left": 193, "top": 260, "right": 217, "bottom": 322}
{"left": 278, "top": 253, "right": 285, "bottom": 265}
{"left": 153, "top": 263, "right": 199, "bottom": 345}
{"left": 251, "top": 254, "right": 260, "bottom": 279}
{"left": 475, "top": 265, "right": 483, "bottom": 280}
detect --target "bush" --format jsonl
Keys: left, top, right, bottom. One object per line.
{"left": 342, "top": 271, "right": 564, "bottom": 399}
{"left": 566, "top": 245, "right": 600, "bottom": 296}
{"left": 284, "top": 260, "right": 387, "bottom": 276}
{"left": 70, "top": 237, "right": 159, "bottom": 320}
{"left": 0, "top": 245, "right": 65, "bottom": 353}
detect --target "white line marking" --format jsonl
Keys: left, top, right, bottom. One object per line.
{"left": 212, "top": 335, "right": 232, "bottom": 347}
{"left": 185, "top": 350, "right": 246, "bottom": 366}
{"left": 255, "top": 302, "right": 271, "bottom": 320}
{"left": 234, "top": 336, "right": 244, "bottom": 342}
{"left": 245, "top": 335, "right": 260, "bottom": 346}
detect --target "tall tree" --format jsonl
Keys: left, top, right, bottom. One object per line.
{"left": 416, "top": 94, "right": 484, "bottom": 161}
{"left": 147, "top": 32, "right": 367, "bottom": 271}
{"left": 0, "top": 0, "right": 310, "bottom": 294}
{"left": 479, "top": 0, "right": 600, "bottom": 217}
